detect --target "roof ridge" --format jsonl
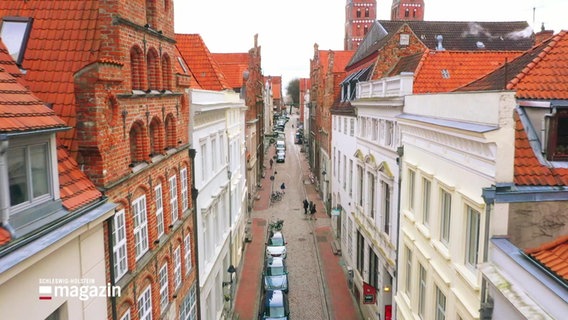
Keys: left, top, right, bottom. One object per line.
{"left": 507, "top": 31, "right": 567, "bottom": 90}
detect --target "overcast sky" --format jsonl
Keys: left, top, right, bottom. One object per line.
{"left": 173, "top": 0, "right": 566, "bottom": 89}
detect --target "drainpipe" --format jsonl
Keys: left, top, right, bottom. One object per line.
{"left": 188, "top": 148, "right": 202, "bottom": 319}
{"left": 394, "top": 145, "right": 404, "bottom": 320}
{"left": 480, "top": 187, "right": 496, "bottom": 319}
{"left": 0, "top": 134, "right": 15, "bottom": 237}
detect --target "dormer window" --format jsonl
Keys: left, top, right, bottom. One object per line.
{"left": 8, "top": 136, "right": 55, "bottom": 212}
{"left": 0, "top": 17, "right": 33, "bottom": 66}
{"left": 546, "top": 108, "right": 568, "bottom": 161}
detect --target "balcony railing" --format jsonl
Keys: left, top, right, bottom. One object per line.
{"left": 356, "top": 72, "right": 414, "bottom": 99}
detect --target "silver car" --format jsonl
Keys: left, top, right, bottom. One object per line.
{"left": 263, "top": 257, "right": 289, "bottom": 293}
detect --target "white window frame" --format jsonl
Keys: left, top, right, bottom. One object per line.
{"left": 440, "top": 189, "right": 452, "bottom": 245}
{"left": 465, "top": 205, "right": 481, "bottom": 270}
{"left": 211, "top": 137, "right": 217, "bottom": 171}
{"left": 112, "top": 209, "right": 128, "bottom": 280}
{"left": 180, "top": 285, "right": 197, "bottom": 320}
{"left": 155, "top": 184, "right": 164, "bottom": 238}
{"left": 382, "top": 180, "right": 391, "bottom": 234}
{"left": 169, "top": 175, "right": 179, "bottom": 224}
{"left": 435, "top": 286, "right": 447, "bottom": 320}
{"left": 138, "top": 285, "right": 153, "bottom": 320}
{"left": 184, "top": 234, "right": 192, "bottom": 274}
{"left": 180, "top": 167, "right": 188, "bottom": 212}
{"left": 422, "top": 178, "right": 431, "bottom": 226}
{"left": 7, "top": 136, "right": 57, "bottom": 214}
{"left": 200, "top": 142, "right": 207, "bottom": 182}
{"left": 405, "top": 246, "right": 412, "bottom": 294}
{"left": 119, "top": 309, "right": 131, "bottom": 320}
{"left": 133, "top": 195, "right": 149, "bottom": 260}
{"left": 159, "top": 262, "right": 169, "bottom": 312}
{"left": 418, "top": 264, "right": 426, "bottom": 319}
{"left": 408, "top": 169, "right": 415, "bottom": 211}
{"left": 174, "top": 246, "right": 182, "bottom": 289}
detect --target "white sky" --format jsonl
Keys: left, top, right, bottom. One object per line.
{"left": 173, "top": 0, "right": 566, "bottom": 90}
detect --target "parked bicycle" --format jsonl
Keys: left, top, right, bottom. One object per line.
{"left": 271, "top": 191, "right": 283, "bottom": 202}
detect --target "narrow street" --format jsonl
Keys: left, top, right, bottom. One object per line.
{"left": 233, "top": 116, "right": 362, "bottom": 320}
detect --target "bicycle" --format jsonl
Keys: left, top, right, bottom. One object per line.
{"left": 271, "top": 191, "right": 283, "bottom": 202}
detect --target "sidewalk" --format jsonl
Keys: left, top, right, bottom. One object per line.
{"left": 233, "top": 143, "right": 361, "bottom": 320}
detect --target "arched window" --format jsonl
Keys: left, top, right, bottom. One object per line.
{"left": 356, "top": 9, "right": 361, "bottom": 18}
{"left": 147, "top": 47, "right": 161, "bottom": 90}
{"left": 149, "top": 117, "right": 165, "bottom": 156}
{"left": 365, "top": 8, "right": 369, "bottom": 18}
{"left": 164, "top": 114, "right": 177, "bottom": 149}
{"left": 129, "top": 121, "right": 147, "bottom": 164}
{"left": 161, "top": 54, "right": 172, "bottom": 91}
{"left": 130, "top": 46, "right": 144, "bottom": 90}
{"left": 404, "top": 9, "right": 410, "bottom": 17}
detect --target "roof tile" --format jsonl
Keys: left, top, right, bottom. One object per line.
{"left": 526, "top": 234, "right": 568, "bottom": 281}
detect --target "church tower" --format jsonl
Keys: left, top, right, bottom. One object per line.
{"left": 345, "top": 0, "right": 377, "bottom": 50}
{"left": 391, "top": 0, "right": 425, "bottom": 21}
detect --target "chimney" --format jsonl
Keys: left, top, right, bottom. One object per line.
{"left": 535, "top": 23, "right": 554, "bottom": 44}
{"left": 436, "top": 35, "right": 445, "bottom": 51}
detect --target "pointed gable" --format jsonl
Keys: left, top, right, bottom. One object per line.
{"left": 175, "top": 34, "right": 232, "bottom": 91}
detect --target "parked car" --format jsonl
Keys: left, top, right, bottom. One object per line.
{"left": 276, "top": 140, "right": 286, "bottom": 150}
{"left": 263, "top": 257, "right": 289, "bottom": 293}
{"left": 266, "top": 231, "right": 287, "bottom": 259}
{"left": 276, "top": 151, "right": 286, "bottom": 163}
{"left": 258, "top": 290, "right": 290, "bottom": 320}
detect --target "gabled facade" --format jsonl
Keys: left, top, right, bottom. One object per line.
{"left": 0, "top": 39, "right": 116, "bottom": 320}
{"left": 0, "top": 2, "right": 198, "bottom": 320}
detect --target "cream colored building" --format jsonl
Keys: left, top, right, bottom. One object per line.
{"left": 190, "top": 88, "right": 247, "bottom": 320}
{"left": 396, "top": 91, "right": 517, "bottom": 320}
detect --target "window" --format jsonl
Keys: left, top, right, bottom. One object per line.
{"left": 119, "top": 309, "right": 131, "bottom": 320}
{"left": 129, "top": 121, "right": 146, "bottom": 164}
{"left": 405, "top": 8, "right": 410, "bottom": 17}
{"left": 159, "top": 263, "right": 169, "bottom": 312}
{"left": 356, "top": 9, "right": 361, "bottom": 18}
{"left": 133, "top": 195, "right": 149, "bottom": 260}
{"left": 382, "top": 181, "right": 391, "bottom": 234}
{"left": 371, "top": 119, "right": 378, "bottom": 141}
{"left": 384, "top": 121, "right": 394, "bottom": 147}
{"left": 356, "top": 231, "right": 364, "bottom": 274}
{"left": 169, "top": 175, "right": 179, "bottom": 224}
{"left": 184, "top": 234, "right": 192, "bottom": 274}
{"left": 147, "top": 48, "right": 160, "bottom": 90}
{"left": 368, "top": 248, "right": 379, "bottom": 289}
{"left": 349, "top": 160, "right": 353, "bottom": 195}
{"left": 112, "top": 209, "right": 128, "bottom": 280}
{"left": 180, "top": 167, "right": 188, "bottom": 212}
{"left": 350, "top": 119, "right": 355, "bottom": 136}
{"left": 138, "top": 285, "right": 153, "bottom": 320}
{"left": 343, "top": 155, "right": 347, "bottom": 190}
{"left": 149, "top": 118, "right": 164, "bottom": 156}
{"left": 368, "top": 172, "right": 376, "bottom": 219}
{"left": 211, "top": 137, "right": 217, "bottom": 171}
{"left": 155, "top": 184, "right": 164, "bottom": 238}
{"left": 435, "top": 286, "right": 447, "bottom": 320}
{"left": 174, "top": 246, "right": 182, "bottom": 289}
{"left": 422, "top": 178, "right": 431, "bottom": 226}
{"left": 8, "top": 140, "right": 52, "bottom": 210}
{"left": 405, "top": 246, "right": 412, "bottom": 294}
{"left": 466, "top": 206, "right": 480, "bottom": 269}
{"left": 365, "top": 8, "right": 370, "bottom": 17}
{"left": 0, "top": 17, "right": 33, "bottom": 65}
{"left": 357, "top": 166, "right": 364, "bottom": 206}
{"left": 161, "top": 54, "right": 172, "bottom": 90}
{"left": 344, "top": 117, "right": 348, "bottom": 133}
{"left": 200, "top": 143, "right": 207, "bottom": 181}
{"left": 180, "top": 285, "right": 197, "bottom": 320}
{"left": 418, "top": 264, "right": 426, "bottom": 318}
{"left": 408, "top": 170, "right": 415, "bottom": 211}
{"left": 546, "top": 108, "right": 568, "bottom": 161}
{"left": 440, "top": 190, "right": 452, "bottom": 244}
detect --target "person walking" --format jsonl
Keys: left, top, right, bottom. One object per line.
{"left": 310, "top": 202, "right": 317, "bottom": 220}
{"left": 269, "top": 158, "right": 273, "bottom": 169}
{"left": 280, "top": 182, "right": 286, "bottom": 194}
{"left": 303, "top": 199, "right": 309, "bottom": 216}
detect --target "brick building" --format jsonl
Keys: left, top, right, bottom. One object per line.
{"left": 390, "top": 0, "right": 425, "bottom": 21}
{"left": 0, "top": 1, "right": 198, "bottom": 319}
{"left": 344, "top": 0, "right": 377, "bottom": 51}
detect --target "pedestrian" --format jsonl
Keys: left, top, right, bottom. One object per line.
{"left": 308, "top": 201, "right": 314, "bottom": 220}
{"left": 310, "top": 202, "right": 317, "bottom": 220}
{"left": 280, "top": 182, "right": 286, "bottom": 194}
{"left": 303, "top": 199, "right": 309, "bottom": 215}
{"left": 269, "top": 158, "right": 273, "bottom": 169}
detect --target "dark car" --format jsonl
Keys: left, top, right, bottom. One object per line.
{"left": 258, "top": 290, "right": 290, "bottom": 320}
{"left": 263, "top": 257, "right": 289, "bottom": 293}
{"left": 276, "top": 151, "right": 285, "bottom": 163}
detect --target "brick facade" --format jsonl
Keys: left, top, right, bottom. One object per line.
{"left": 344, "top": 0, "right": 377, "bottom": 50}
{"left": 390, "top": 0, "right": 425, "bottom": 21}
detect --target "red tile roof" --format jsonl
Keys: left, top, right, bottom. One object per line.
{"left": 319, "top": 50, "right": 355, "bottom": 75}
{"left": 513, "top": 111, "right": 568, "bottom": 186}
{"left": 175, "top": 34, "right": 232, "bottom": 91}
{"left": 0, "top": 0, "right": 102, "bottom": 151}
{"left": 269, "top": 76, "right": 282, "bottom": 100}
{"left": 412, "top": 50, "right": 523, "bottom": 93}
{"left": 0, "top": 42, "right": 68, "bottom": 133}
{"left": 0, "top": 226, "right": 10, "bottom": 246}
{"left": 0, "top": 39, "right": 102, "bottom": 213}
{"left": 507, "top": 31, "right": 568, "bottom": 99}
{"left": 212, "top": 53, "right": 249, "bottom": 89}
{"left": 526, "top": 234, "right": 568, "bottom": 281}
{"left": 57, "top": 146, "right": 102, "bottom": 211}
